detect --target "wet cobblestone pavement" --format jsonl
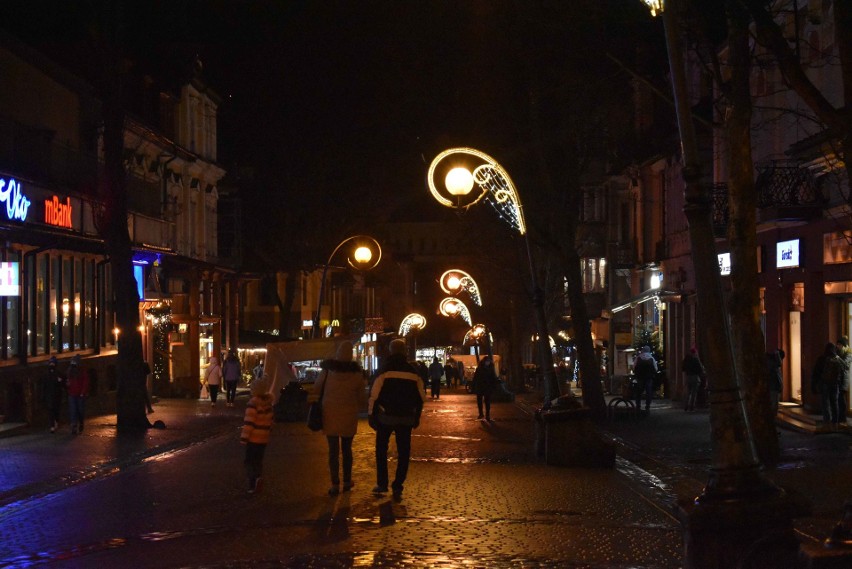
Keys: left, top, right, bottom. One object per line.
{"left": 0, "top": 389, "right": 849, "bottom": 568}
{"left": 0, "top": 392, "right": 684, "bottom": 568}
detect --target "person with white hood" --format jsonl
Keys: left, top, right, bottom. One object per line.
{"left": 312, "top": 341, "right": 366, "bottom": 496}
{"left": 204, "top": 356, "right": 223, "bottom": 407}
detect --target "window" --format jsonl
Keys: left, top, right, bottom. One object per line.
{"left": 62, "top": 257, "right": 72, "bottom": 350}
{"left": 3, "top": 250, "right": 20, "bottom": 357}
{"left": 85, "top": 259, "right": 94, "bottom": 349}
{"left": 581, "top": 258, "right": 607, "bottom": 293}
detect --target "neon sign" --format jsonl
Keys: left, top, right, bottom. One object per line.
{"left": 0, "top": 178, "right": 30, "bottom": 222}
{"left": 44, "top": 195, "right": 73, "bottom": 228}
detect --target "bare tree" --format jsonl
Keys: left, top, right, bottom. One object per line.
{"left": 97, "top": 1, "right": 150, "bottom": 432}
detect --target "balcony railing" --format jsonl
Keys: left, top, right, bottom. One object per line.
{"left": 713, "top": 162, "right": 828, "bottom": 233}
{"left": 755, "top": 161, "right": 825, "bottom": 209}
{"left": 128, "top": 212, "right": 176, "bottom": 252}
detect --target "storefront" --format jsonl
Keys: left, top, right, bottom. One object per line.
{"left": 0, "top": 174, "right": 117, "bottom": 423}
{"left": 761, "top": 228, "right": 852, "bottom": 416}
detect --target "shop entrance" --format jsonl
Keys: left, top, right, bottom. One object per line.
{"left": 789, "top": 311, "right": 802, "bottom": 402}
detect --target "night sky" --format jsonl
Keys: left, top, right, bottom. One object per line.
{"left": 1, "top": 1, "right": 660, "bottom": 254}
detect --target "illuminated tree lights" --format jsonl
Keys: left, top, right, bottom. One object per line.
{"left": 145, "top": 304, "right": 172, "bottom": 384}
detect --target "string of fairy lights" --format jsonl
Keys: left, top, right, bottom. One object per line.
{"left": 473, "top": 164, "right": 526, "bottom": 236}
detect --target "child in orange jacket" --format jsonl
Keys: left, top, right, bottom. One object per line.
{"left": 240, "top": 380, "right": 274, "bottom": 493}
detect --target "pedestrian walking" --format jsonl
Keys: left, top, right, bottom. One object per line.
{"left": 253, "top": 360, "right": 264, "bottom": 382}
{"left": 470, "top": 356, "right": 499, "bottom": 421}
{"left": 811, "top": 342, "right": 843, "bottom": 428}
{"left": 428, "top": 356, "right": 444, "bottom": 399}
{"left": 41, "top": 356, "right": 66, "bottom": 433}
{"left": 141, "top": 360, "right": 155, "bottom": 414}
{"left": 368, "top": 338, "right": 425, "bottom": 501}
{"left": 204, "top": 356, "right": 223, "bottom": 407}
{"left": 445, "top": 358, "right": 459, "bottom": 388}
{"left": 222, "top": 349, "right": 241, "bottom": 407}
{"left": 681, "top": 347, "right": 704, "bottom": 412}
{"left": 766, "top": 348, "right": 785, "bottom": 417}
{"left": 66, "top": 355, "right": 89, "bottom": 435}
{"left": 632, "top": 345, "right": 658, "bottom": 412}
{"left": 240, "top": 379, "right": 274, "bottom": 494}
{"left": 312, "top": 341, "right": 366, "bottom": 496}
{"left": 836, "top": 336, "right": 850, "bottom": 423}
{"left": 416, "top": 360, "right": 428, "bottom": 395}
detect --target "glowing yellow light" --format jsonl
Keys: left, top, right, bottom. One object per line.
{"left": 439, "top": 297, "right": 472, "bottom": 325}
{"left": 138, "top": 325, "right": 145, "bottom": 333}
{"left": 352, "top": 246, "right": 372, "bottom": 264}
{"left": 445, "top": 167, "right": 474, "bottom": 196}
{"left": 439, "top": 269, "right": 482, "bottom": 306}
{"left": 113, "top": 327, "right": 120, "bottom": 337}
{"left": 642, "top": 0, "right": 664, "bottom": 16}
{"left": 399, "top": 313, "right": 427, "bottom": 336}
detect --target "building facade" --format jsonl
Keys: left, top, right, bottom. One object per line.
{"left": 0, "top": 36, "right": 238, "bottom": 426}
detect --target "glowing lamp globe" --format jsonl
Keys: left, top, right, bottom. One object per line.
{"left": 445, "top": 167, "right": 474, "bottom": 196}
{"left": 352, "top": 246, "right": 373, "bottom": 264}
{"left": 446, "top": 275, "right": 461, "bottom": 292}
{"left": 642, "top": 0, "right": 664, "bottom": 16}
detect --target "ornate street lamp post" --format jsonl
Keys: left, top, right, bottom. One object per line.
{"left": 399, "top": 313, "right": 427, "bottom": 358}
{"left": 441, "top": 269, "right": 491, "bottom": 360}
{"left": 312, "top": 235, "right": 382, "bottom": 339}
{"left": 428, "top": 148, "right": 560, "bottom": 402}
{"left": 640, "top": 1, "right": 803, "bottom": 566}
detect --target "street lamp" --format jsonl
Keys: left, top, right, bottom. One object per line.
{"left": 465, "top": 323, "right": 493, "bottom": 361}
{"left": 398, "top": 313, "right": 427, "bottom": 337}
{"left": 312, "top": 235, "right": 382, "bottom": 338}
{"left": 641, "top": 2, "right": 801, "bottom": 567}
{"left": 439, "top": 296, "right": 472, "bottom": 326}
{"left": 439, "top": 269, "right": 482, "bottom": 306}
{"left": 428, "top": 147, "right": 560, "bottom": 402}
{"left": 399, "top": 313, "right": 427, "bottom": 357}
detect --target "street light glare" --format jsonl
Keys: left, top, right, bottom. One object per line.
{"left": 352, "top": 246, "right": 372, "bottom": 264}
{"left": 641, "top": 0, "right": 663, "bottom": 16}
{"left": 445, "top": 167, "right": 474, "bottom": 196}
{"left": 446, "top": 275, "right": 461, "bottom": 292}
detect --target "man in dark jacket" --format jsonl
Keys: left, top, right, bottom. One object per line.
{"left": 368, "top": 338, "right": 425, "bottom": 501}
{"left": 632, "top": 345, "right": 658, "bottom": 412}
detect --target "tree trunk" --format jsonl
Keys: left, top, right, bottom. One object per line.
{"left": 101, "top": 3, "right": 150, "bottom": 433}
{"left": 562, "top": 247, "right": 606, "bottom": 415}
{"left": 725, "top": 1, "right": 779, "bottom": 466}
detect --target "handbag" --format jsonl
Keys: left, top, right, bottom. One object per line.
{"left": 306, "top": 370, "right": 328, "bottom": 432}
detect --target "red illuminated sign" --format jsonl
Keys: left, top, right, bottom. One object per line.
{"left": 45, "top": 195, "right": 73, "bottom": 228}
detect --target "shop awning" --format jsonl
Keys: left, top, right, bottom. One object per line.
{"left": 604, "top": 289, "right": 682, "bottom": 317}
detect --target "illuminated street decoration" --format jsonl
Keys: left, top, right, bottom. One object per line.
{"left": 428, "top": 147, "right": 559, "bottom": 402}
{"left": 399, "top": 313, "right": 427, "bottom": 337}
{"left": 464, "top": 323, "right": 491, "bottom": 346}
{"left": 0, "top": 177, "right": 31, "bottom": 222}
{"left": 439, "top": 269, "right": 482, "bottom": 306}
{"left": 427, "top": 147, "right": 526, "bottom": 235}
{"left": 439, "top": 297, "right": 472, "bottom": 326}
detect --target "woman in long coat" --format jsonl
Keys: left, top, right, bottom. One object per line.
{"left": 312, "top": 341, "right": 367, "bottom": 495}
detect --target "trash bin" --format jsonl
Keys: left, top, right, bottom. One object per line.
{"left": 537, "top": 400, "right": 615, "bottom": 468}
{"left": 274, "top": 381, "right": 308, "bottom": 422}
